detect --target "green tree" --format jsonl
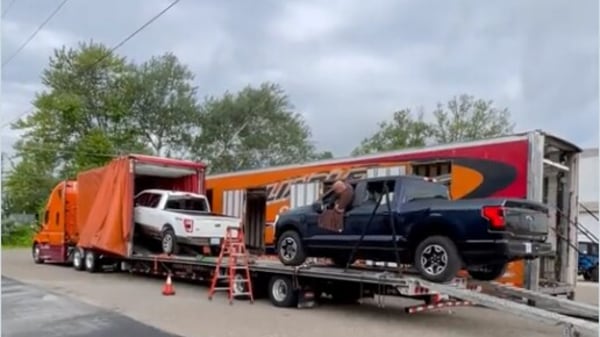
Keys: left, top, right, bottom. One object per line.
{"left": 351, "top": 95, "right": 515, "bottom": 156}
{"left": 4, "top": 42, "right": 200, "bottom": 216}
{"left": 190, "top": 82, "right": 323, "bottom": 173}
{"left": 128, "top": 53, "right": 199, "bottom": 157}
{"left": 351, "top": 109, "right": 431, "bottom": 156}
{"left": 431, "top": 94, "right": 515, "bottom": 143}
{"left": 11, "top": 41, "right": 147, "bottom": 178}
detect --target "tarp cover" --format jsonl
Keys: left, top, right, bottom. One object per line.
{"left": 78, "top": 157, "right": 133, "bottom": 256}
{"left": 76, "top": 166, "right": 106, "bottom": 234}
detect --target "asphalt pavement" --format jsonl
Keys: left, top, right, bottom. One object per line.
{"left": 1, "top": 248, "right": 597, "bottom": 337}
{"left": 1, "top": 276, "right": 182, "bottom": 337}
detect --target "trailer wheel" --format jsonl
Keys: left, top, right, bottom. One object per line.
{"left": 467, "top": 263, "right": 507, "bottom": 281}
{"left": 268, "top": 275, "right": 298, "bottom": 308}
{"left": 84, "top": 250, "right": 98, "bottom": 273}
{"left": 161, "top": 226, "right": 179, "bottom": 255}
{"left": 73, "top": 248, "right": 84, "bottom": 271}
{"left": 32, "top": 243, "right": 44, "bottom": 264}
{"left": 277, "top": 230, "right": 306, "bottom": 266}
{"left": 414, "top": 236, "right": 462, "bottom": 283}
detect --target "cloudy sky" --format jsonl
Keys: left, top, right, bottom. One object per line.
{"left": 1, "top": 0, "right": 598, "bottom": 157}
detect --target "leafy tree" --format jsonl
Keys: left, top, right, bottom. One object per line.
{"left": 127, "top": 53, "right": 199, "bottom": 157}
{"left": 431, "top": 94, "right": 515, "bottom": 143}
{"left": 11, "top": 41, "right": 147, "bottom": 178}
{"left": 4, "top": 42, "right": 200, "bottom": 216}
{"left": 351, "top": 109, "right": 431, "bottom": 156}
{"left": 190, "top": 82, "right": 323, "bottom": 173}
{"left": 351, "top": 95, "right": 515, "bottom": 155}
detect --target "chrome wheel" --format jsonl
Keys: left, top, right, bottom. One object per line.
{"left": 271, "top": 278, "right": 288, "bottom": 302}
{"left": 420, "top": 244, "right": 448, "bottom": 276}
{"left": 33, "top": 244, "right": 42, "bottom": 263}
{"left": 85, "top": 251, "right": 94, "bottom": 270}
{"left": 73, "top": 250, "right": 81, "bottom": 269}
{"left": 233, "top": 273, "right": 246, "bottom": 295}
{"left": 279, "top": 237, "right": 298, "bottom": 262}
{"left": 162, "top": 234, "right": 173, "bottom": 253}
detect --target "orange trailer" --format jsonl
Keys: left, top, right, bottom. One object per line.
{"left": 205, "top": 131, "right": 581, "bottom": 295}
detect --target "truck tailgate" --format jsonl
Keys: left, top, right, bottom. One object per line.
{"left": 503, "top": 200, "right": 549, "bottom": 239}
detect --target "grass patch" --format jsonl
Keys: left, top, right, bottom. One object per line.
{"left": 2, "top": 225, "right": 34, "bottom": 248}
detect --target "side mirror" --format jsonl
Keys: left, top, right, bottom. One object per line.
{"left": 312, "top": 201, "right": 323, "bottom": 213}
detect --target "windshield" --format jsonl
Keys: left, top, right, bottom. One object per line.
{"left": 165, "top": 195, "right": 209, "bottom": 212}
{"left": 403, "top": 179, "right": 449, "bottom": 202}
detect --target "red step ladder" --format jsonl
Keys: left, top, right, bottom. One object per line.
{"left": 208, "top": 226, "right": 254, "bottom": 304}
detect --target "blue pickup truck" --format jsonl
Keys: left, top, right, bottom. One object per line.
{"left": 274, "top": 175, "right": 553, "bottom": 283}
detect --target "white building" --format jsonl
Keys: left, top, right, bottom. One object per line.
{"left": 577, "top": 148, "right": 599, "bottom": 244}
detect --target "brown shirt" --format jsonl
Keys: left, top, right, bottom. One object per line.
{"left": 318, "top": 182, "right": 354, "bottom": 232}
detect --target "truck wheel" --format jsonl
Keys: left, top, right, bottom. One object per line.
{"left": 592, "top": 265, "right": 599, "bottom": 282}
{"left": 277, "top": 230, "right": 306, "bottom": 266}
{"left": 73, "top": 248, "right": 84, "bottom": 271}
{"left": 414, "top": 236, "right": 462, "bottom": 283}
{"left": 467, "top": 263, "right": 507, "bottom": 281}
{"left": 161, "top": 227, "right": 179, "bottom": 255}
{"left": 84, "top": 250, "right": 98, "bottom": 273}
{"left": 32, "top": 243, "right": 44, "bottom": 264}
{"left": 268, "top": 275, "right": 298, "bottom": 308}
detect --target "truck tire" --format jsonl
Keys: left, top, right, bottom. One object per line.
{"left": 73, "top": 248, "right": 85, "bottom": 271}
{"left": 84, "top": 250, "right": 98, "bottom": 273}
{"left": 467, "top": 263, "right": 507, "bottom": 281}
{"left": 268, "top": 275, "right": 298, "bottom": 308}
{"left": 592, "top": 265, "right": 599, "bottom": 282}
{"left": 277, "top": 230, "right": 306, "bottom": 266}
{"left": 161, "top": 226, "right": 179, "bottom": 255}
{"left": 32, "top": 243, "right": 44, "bottom": 264}
{"left": 414, "top": 235, "right": 462, "bottom": 283}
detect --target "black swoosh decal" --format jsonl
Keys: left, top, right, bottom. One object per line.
{"left": 451, "top": 158, "right": 518, "bottom": 199}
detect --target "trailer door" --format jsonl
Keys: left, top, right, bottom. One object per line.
{"left": 367, "top": 165, "right": 406, "bottom": 178}
{"left": 222, "top": 189, "right": 246, "bottom": 218}
{"left": 290, "top": 181, "right": 322, "bottom": 209}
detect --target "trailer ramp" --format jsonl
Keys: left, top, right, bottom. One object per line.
{"left": 417, "top": 279, "right": 598, "bottom": 337}
{"left": 481, "top": 281, "right": 598, "bottom": 320}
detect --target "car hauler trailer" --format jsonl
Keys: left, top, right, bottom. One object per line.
{"left": 205, "top": 130, "right": 583, "bottom": 297}
{"left": 31, "top": 146, "right": 598, "bottom": 337}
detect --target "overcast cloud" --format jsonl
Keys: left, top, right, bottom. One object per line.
{"left": 1, "top": 0, "right": 598, "bottom": 157}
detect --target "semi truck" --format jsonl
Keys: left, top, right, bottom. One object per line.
{"left": 29, "top": 133, "right": 598, "bottom": 337}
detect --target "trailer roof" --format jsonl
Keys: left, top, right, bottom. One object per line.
{"left": 127, "top": 154, "right": 206, "bottom": 170}
{"left": 208, "top": 130, "right": 581, "bottom": 179}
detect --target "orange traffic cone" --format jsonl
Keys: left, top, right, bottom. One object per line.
{"left": 162, "top": 274, "right": 175, "bottom": 296}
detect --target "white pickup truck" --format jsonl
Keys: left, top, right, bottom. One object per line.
{"left": 133, "top": 189, "right": 241, "bottom": 255}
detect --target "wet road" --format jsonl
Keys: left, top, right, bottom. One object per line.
{"left": 2, "top": 276, "right": 182, "bottom": 337}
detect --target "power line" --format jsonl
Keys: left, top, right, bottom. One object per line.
{"left": 2, "top": 0, "right": 70, "bottom": 67}
{"left": 86, "top": 0, "right": 181, "bottom": 69}
{"left": 1, "top": 0, "right": 181, "bottom": 130}
{"left": 1, "top": 0, "right": 18, "bottom": 18}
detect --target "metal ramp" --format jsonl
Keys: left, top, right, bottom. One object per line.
{"left": 417, "top": 279, "right": 598, "bottom": 337}
{"left": 483, "top": 281, "right": 598, "bottom": 320}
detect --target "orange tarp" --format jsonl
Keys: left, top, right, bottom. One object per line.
{"left": 77, "top": 158, "right": 133, "bottom": 257}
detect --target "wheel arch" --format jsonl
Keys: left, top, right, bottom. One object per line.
{"left": 407, "top": 217, "right": 462, "bottom": 259}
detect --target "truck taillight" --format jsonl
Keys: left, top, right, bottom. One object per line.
{"left": 183, "top": 219, "right": 193, "bottom": 233}
{"left": 481, "top": 206, "right": 505, "bottom": 229}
